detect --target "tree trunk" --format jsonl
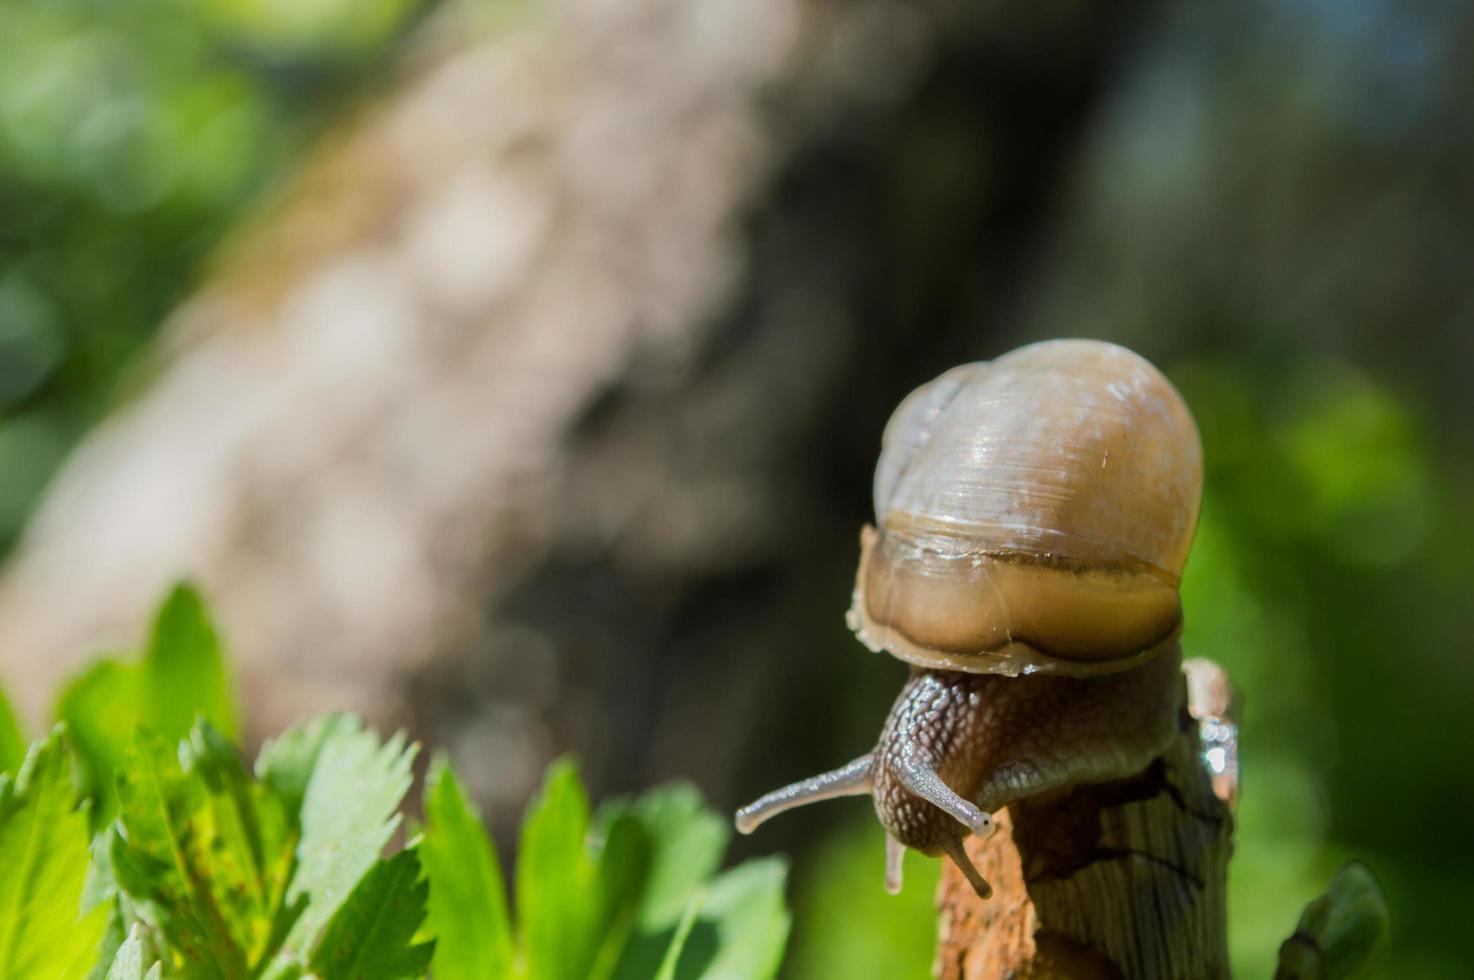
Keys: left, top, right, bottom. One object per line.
{"left": 935, "top": 681, "right": 1234, "bottom": 979}
{"left": 0, "top": 0, "right": 1164, "bottom": 826}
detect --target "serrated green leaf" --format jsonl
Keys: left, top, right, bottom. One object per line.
{"left": 110, "top": 720, "right": 301, "bottom": 975}
{"left": 255, "top": 713, "right": 363, "bottom": 818}
{"left": 420, "top": 755, "right": 512, "bottom": 980}
{"left": 180, "top": 723, "right": 303, "bottom": 966}
{"left": 111, "top": 729, "right": 250, "bottom": 978}
{"left": 104, "top": 926, "right": 161, "bottom": 980}
{"left": 0, "top": 683, "right": 24, "bottom": 776}
{"left": 518, "top": 758, "right": 601, "bottom": 980}
{"left": 275, "top": 719, "right": 416, "bottom": 962}
{"left": 0, "top": 729, "right": 109, "bottom": 980}
{"left": 308, "top": 848, "right": 434, "bottom": 980}
{"left": 142, "top": 584, "right": 236, "bottom": 742}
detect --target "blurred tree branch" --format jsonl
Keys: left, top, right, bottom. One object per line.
{"left": 0, "top": 0, "right": 1163, "bottom": 831}
{"left": 0, "top": 0, "right": 809, "bottom": 735}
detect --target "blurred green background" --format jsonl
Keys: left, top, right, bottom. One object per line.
{"left": 2, "top": 0, "right": 1471, "bottom": 977}
{"left": 0, "top": 0, "right": 425, "bottom": 548}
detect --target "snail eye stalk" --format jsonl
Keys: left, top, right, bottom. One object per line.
{"left": 893, "top": 751, "right": 994, "bottom": 837}
{"left": 734, "top": 754, "right": 873, "bottom": 835}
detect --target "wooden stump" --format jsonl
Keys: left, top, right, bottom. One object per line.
{"left": 936, "top": 720, "right": 1232, "bottom": 979}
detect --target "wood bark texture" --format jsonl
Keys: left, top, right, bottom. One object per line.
{"left": 935, "top": 717, "right": 1233, "bottom": 980}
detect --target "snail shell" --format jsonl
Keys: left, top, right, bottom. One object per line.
{"left": 847, "top": 339, "right": 1202, "bottom": 675}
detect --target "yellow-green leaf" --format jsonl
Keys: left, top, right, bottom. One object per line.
{"left": 181, "top": 723, "right": 303, "bottom": 967}
{"left": 0, "top": 729, "right": 108, "bottom": 980}
{"left": 110, "top": 729, "right": 250, "bottom": 977}
{"left": 0, "top": 683, "right": 24, "bottom": 776}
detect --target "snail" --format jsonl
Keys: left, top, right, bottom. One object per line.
{"left": 734, "top": 339, "right": 1203, "bottom": 898}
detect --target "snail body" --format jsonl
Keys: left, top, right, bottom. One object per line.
{"left": 736, "top": 340, "right": 1204, "bottom": 897}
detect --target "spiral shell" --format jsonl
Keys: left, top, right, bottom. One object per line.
{"left": 847, "top": 339, "right": 1203, "bottom": 676}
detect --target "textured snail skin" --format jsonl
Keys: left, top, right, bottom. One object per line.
{"left": 851, "top": 340, "right": 1202, "bottom": 674}
{"left": 872, "top": 641, "right": 1184, "bottom": 858}
{"left": 735, "top": 340, "right": 1203, "bottom": 897}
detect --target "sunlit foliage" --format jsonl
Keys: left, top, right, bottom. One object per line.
{"left": 0, "top": 0, "right": 426, "bottom": 548}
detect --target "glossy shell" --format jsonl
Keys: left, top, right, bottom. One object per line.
{"left": 847, "top": 339, "right": 1203, "bottom": 676}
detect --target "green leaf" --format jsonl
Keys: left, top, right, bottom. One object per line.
{"left": 0, "top": 683, "right": 24, "bottom": 776}
{"left": 109, "top": 722, "right": 301, "bottom": 976}
{"left": 587, "top": 812, "right": 652, "bottom": 980}
{"left": 682, "top": 858, "right": 789, "bottom": 980}
{"left": 600, "top": 784, "right": 726, "bottom": 980}
{"left": 181, "top": 723, "right": 303, "bottom": 966}
{"left": 0, "top": 728, "right": 109, "bottom": 980}
{"left": 308, "top": 848, "right": 434, "bottom": 980}
{"left": 651, "top": 892, "right": 703, "bottom": 980}
{"left": 56, "top": 659, "right": 141, "bottom": 813}
{"left": 517, "top": 758, "right": 601, "bottom": 980}
{"left": 608, "top": 783, "right": 727, "bottom": 930}
{"left": 255, "top": 713, "right": 363, "bottom": 818}
{"left": 141, "top": 584, "right": 236, "bottom": 742}
{"left": 420, "top": 755, "right": 512, "bottom": 980}
{"left": 84, "top": 902, "right": 131, "bottom": 980}
{"left": 104, "top": 926, "right": 162, "bottom": 980}
{"left": 275, "top": 718, "right": 416, "bottom": 961}
{"left": 56, "top": 584, "right": 237, "bottom": 819}
{"left": 1276, "top": 862, "right": 1390, "bottom": 980}
{"left": 82, "top": 829, "right": 134, "bottom": 980}
{"left": 110, "top": 729, "right": 251, "bottom": 977}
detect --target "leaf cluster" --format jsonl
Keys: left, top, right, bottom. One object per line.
{"left": 0, "top": 585, "right": 789, "bottom": 979}
{"left": 425, "top": 758, "right": 788, "bottom": 980}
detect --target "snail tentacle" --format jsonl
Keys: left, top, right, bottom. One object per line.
{"left": 894, "top": 750, "right": 993, "bottom": 837}
{"left": 884, "top": 833, "right": 906, "bottom": 895}
{"left": 941, "top": 835, "right": 993, "bottom": 900}
{"left": 734, "top": 754, "right": 874, "bottom": 834}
